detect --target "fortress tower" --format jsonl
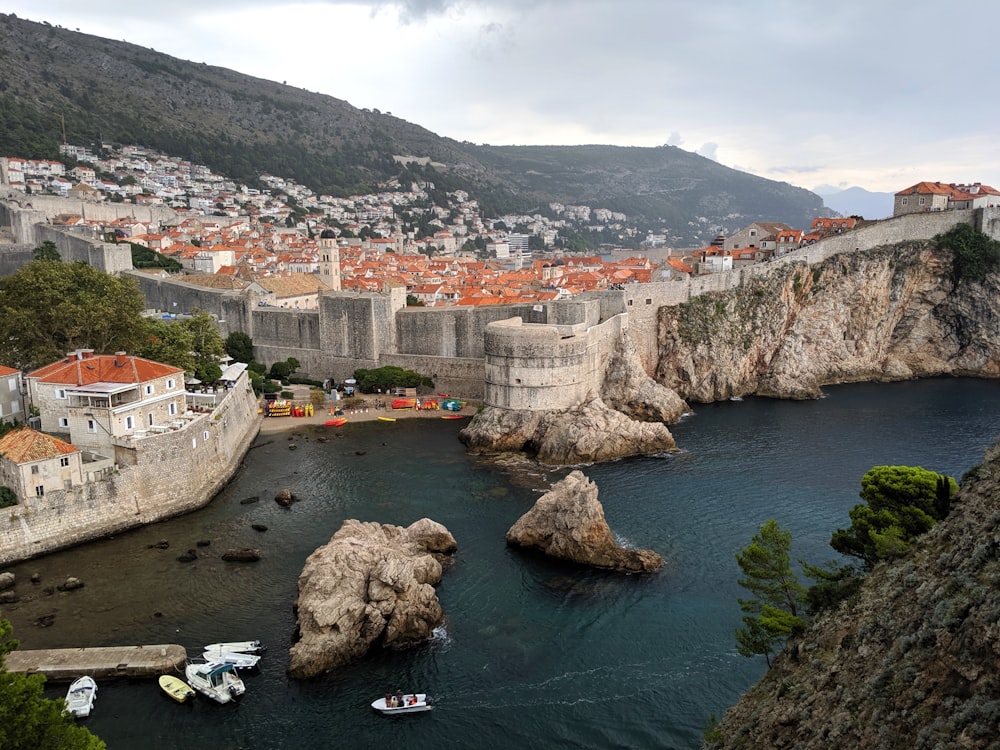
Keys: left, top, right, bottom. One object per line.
{"left": 317, "top": 229, "right": 342, "bottom": 291}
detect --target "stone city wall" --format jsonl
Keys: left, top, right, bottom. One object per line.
{"left": 483, "top": 314, "right": 625, "bottom": 411}
{"left": 0, "top": 375, "right": 260, "bottom": 565}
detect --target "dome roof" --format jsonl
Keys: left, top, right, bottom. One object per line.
{"left": 319, "top": 229, "right": 336, "bottom": 239}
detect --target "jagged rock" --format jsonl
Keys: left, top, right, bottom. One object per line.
{"left": 34, "top": 613, "right": 55, "bottom": 628}
{"left": 196, "top": 539, "right": 212, "bottom": 547}
{"left": 0, "top": 590, "right": 16, "bottom": 604}
{"left": 0, "top": 571, "right": 14, "bottom": 591}
{"left": 275, "top": 489, "right": 298, "bottom": 507}
{"left": 177, "top": 549, "right": 198, "bottom": 563}
{"left": 30, "top": 573, "right": 40, "bottom": 584}
{"left": 56, "top": 577, "right": 84, "bottom": 592}
{"left": 222, "top": 548, "right": 261, "bottom": 562}
{"left": 251, "top": 523, "right": 268, "bottom": 532}
{"left": 147, "top": 540, "right": 169, "bottom": 549}
{"left": 288, "top": 518, "right": 457, "bottom": 679}
{"left": 239, "top": 496, "right": 260, "bottom": 505}
{"left": 506, "top": 470, "right": 662, "bottom": 573}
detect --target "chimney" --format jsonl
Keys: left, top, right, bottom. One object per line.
{"left": 114, "top": 351, "right": 127, "bottom": 367}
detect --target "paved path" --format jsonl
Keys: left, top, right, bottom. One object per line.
{"left": 5, "top": 644, "right": 187, "bottom": 681}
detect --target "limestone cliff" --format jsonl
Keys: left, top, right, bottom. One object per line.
{"left": 706, "top": 440, "right": 1000, "bottom": 749}
{"left": 658, "top": 242, "right": 1000, "bottom": 402}
{"left": 460, "top": 331, "right": 688, "bottom": 465}
{"left": 288, "top": 518, "right": 457, "bottom": 679}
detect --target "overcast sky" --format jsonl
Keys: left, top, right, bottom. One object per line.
{"left": 7, "top": 1, "right": 1000, "bottom": 194}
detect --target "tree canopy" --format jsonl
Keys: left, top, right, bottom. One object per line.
{"left": 352, "top": 365, "right": 433, "bottom": 393}
{"left": 830, "top": 465, "right": 957, "bottom": 569}
{"left": 0, "top": 616, "right": 106, "bottom": 749}
{"left": 935, "top": 223, "right": 1000, "bottom": 283}
{"left": 0, "top": 261, "right": 148, "bottom": 371}
{"left": 734, "top": 519, "right": 806, "bottom": 666}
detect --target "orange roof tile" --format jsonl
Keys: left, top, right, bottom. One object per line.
{"left": 0, "top": 426, "right": 78, "bottom": 462}
{"left": 28, "top": 351, "right": 183, "bottom": 385}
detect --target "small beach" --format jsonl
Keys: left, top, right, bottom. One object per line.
{"left": 256, "top": 390, "right": 477, "bottom": 435}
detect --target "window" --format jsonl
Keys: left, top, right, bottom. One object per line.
{"left": 645, "top": 298, "right": 652, "bottom": 305}
{"left": 168, "top": 403, "right": 177, "bottom": 416}
{"left": 918, "top": 197, "right": 925, "bottom": 206}
{"left": 203, "top": 431, "right": 210, "bottom": 441}
{"left": 35, "top": 485, "right": 44, "bottom": 497}
{"left": 58, "top": 417, "right": 69, "bottom": 428}
{"left": 87, "top": 419, "right": 96, "bottom": 433}
{"left": 56, "top": 388, "right": 67, "bottom": 399}
{"left": 126, "top": 416, "right": 134, "bottom": 430}
{"left": 31, "top": 465, "right": 39, "bottom": 474}
{"left": 148, "top": 413, "right": 154, "bottom": 426}
{"left": 145, "top": 384, "right": 154, "bottom": 395}
{"left": 167, "top": 378, "right": 175, "bottom": 389}
{"left": 901, "top": 197, "right": 908, "bottom": 206}
{"left": 60, "top": 457, "right": 69, "bottom": 467}
{"left": 627, "top": 299, "right": 633, "bottom": 306}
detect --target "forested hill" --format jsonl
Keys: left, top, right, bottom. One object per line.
{"left": 0, "top": 13, "right": 826, "bottom": 246}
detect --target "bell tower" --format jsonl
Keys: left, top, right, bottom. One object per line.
{"left": 317, "top": 229, "right": 341, "bottom": 291}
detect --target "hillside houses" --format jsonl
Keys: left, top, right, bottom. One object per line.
{"left": 893, "top": 182, "right": 1000, "bottom": 216}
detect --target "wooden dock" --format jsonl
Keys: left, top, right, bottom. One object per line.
{"left": 5, "top": 644, "right": 187, "bottom": 681}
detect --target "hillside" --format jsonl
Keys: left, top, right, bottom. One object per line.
{"left": 0, "top": 13, "right": 825, "bottom": 246}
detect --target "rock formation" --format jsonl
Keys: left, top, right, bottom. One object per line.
{"left": 706, "top": 438, "right": 1000, "bottom": 749}
{"left": 288, "top": 517, "right": 457, "bottom": 679}
{"left": 660, "top": 243, "right": 1000, "bottom": 403}
{"left": 462, "top": 332, "right": 687, "bottom": 465}
{"left": 506, "top": 470, "right": 662, "bottom": 573}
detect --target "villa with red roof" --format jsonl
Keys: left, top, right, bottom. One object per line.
{"left": 26, "top": 350, "right": 186, "bottom": 454}
{"left": 0, "top": 427, "right": 83, "bottom": 501}
{"left": 894, "top": 182, "right": 1000, "bottom": 217}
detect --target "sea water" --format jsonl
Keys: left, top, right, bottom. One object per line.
{"left": 5, "top": 378, "right": 1000, "bottom": 750}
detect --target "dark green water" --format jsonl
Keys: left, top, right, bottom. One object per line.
{"left": 5, "top": 379, "right": 1000, "bottom": 749}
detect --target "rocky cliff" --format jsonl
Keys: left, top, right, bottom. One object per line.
{"left": 460, "top": 329, "right": 688, "bottom": 465}
{"left": 705, "top": 440, "right": 1000, "bottom": 749}
{"left": 657, "top": 241, "right": 1000, "bottom": 402}
{"left": 288, "top": 518, "right": 457, "bottom": 679}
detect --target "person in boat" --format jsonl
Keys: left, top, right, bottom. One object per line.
{"left": 395, "top": 689, "right": 404, "bottom": 707}
{"left": 385, "top": 692, "right": 392, "bottom": 708}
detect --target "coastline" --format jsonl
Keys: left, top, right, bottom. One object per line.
{"left": 256, "top": 393, "right": 477, "bottom": 436}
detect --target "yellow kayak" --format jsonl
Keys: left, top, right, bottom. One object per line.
{"left": 159, "top": 674, "right": 196, "bottom": 703}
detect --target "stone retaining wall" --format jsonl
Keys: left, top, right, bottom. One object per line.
{"left": 0, "top": 376, "right": 260, "bottom": 565}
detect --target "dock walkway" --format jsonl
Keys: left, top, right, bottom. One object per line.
{"left": 5, "top": 644, "right": 187, "bottom": 681}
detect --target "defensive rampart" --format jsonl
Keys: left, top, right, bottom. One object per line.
{"left": 0, "top": 374, "right": 260, "bottom": 565}
{"left": 483, "top": 314, "right": 626, "bottom": 411}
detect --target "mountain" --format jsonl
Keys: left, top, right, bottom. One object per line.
{"left": 813, "top": 184, "right": 895, "bottom": 220}
{"left": 0, "top": 13, "right": 825, "bottom": 247}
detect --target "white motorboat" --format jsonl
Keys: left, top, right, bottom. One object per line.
{"left": 185, "top": 661, "right": 246, "bottom": 704}
{"left": 371, "top": 692, "right": 432, "bottom": 715}
{"left": 203, "top": 640, "right": 266, "bottom": 655}
{"left": 65, "top": 675, "right": 98, "bottom": 718}
{"left": 202, "top": 648, "right": 261, "bottom": 670}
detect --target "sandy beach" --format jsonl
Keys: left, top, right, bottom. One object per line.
{"left": 256, "top": 391, "right": 477, "bottom": 435}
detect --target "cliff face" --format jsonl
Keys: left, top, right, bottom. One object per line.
{"left": 706, "top": 441, "right": 1000, "bottom": 749}
{"left": 657, "top": 242, "right": 1000, "bottom": 402}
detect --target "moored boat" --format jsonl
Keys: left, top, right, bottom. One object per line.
{"left": 185, "top": 661, "right": 246, "bottom": 704}
{"left": 159, "top": 674, "right": 196, "bottom": 703}
{"left": 202, "top": 648, "right": 261, "bottom": 670}
{"left": 203, "top": 640, "right": 266, "bottom": 654}
{"left": 325, "top": 417, "right": 348, "bottom": 427}
{"left": 65, "top": 675, "right": 97, "bottom": 718}
{"left": 372, "top": 692, "right": 432, "bottom": 715}
{"left": 378, "top": 416, "right": 396, "bottom": 422}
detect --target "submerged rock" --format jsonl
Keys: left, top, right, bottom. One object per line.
{"left": 506, "top": 470, "right": 662, "bottom": 573}
{"left": 288, "top": 518, "right": 457, "bottom": 679}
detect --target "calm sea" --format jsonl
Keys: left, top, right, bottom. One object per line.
{"left": 5, "top": 378, "right": 1000, "bottom": 750}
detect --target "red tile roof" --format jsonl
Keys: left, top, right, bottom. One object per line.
{"left": 0, "top": 426, "right": 78, "bottom": 462}
{"left": 27, "top": 351, "right": 183, "bottom": 385}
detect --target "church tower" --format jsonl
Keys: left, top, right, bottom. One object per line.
{"left": 317, "top": 229, "right": 341, "bottom": 291}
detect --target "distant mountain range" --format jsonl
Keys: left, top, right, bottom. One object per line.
{"left": 0, "top": 13, "right": 828, "bottom": 247}
{"left": 812, "top": 185, "right": 895, "bottom": 220}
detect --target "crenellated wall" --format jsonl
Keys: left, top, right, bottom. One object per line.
{"left": 0, "top": 374, "right": 260, "bottom": 565}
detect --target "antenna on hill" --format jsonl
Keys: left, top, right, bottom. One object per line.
{"left": 57, "top": 113, "right": 67, "bottom": 145}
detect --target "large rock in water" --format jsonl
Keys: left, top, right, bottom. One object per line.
{"left": 288, "top": 518, "right": 457, "bottom": 679}
{"left": 506, "top": 470, "right": 662, "bottom": 573}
